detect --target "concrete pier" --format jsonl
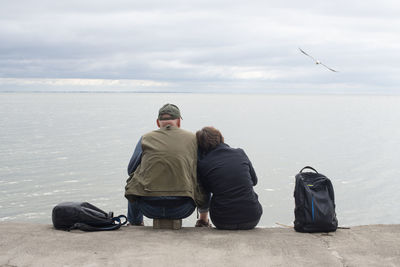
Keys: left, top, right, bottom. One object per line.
{"left": 0, "top": 223, "right": 399, "bottom": 266}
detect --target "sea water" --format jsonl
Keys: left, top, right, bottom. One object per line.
{"left": 1, "top": 92, "right": 399, "bottom": 227}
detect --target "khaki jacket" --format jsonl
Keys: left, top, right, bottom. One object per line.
{"left": 125, "top": 125, "right": 207, "bottom": 207}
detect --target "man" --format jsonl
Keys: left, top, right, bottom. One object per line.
{"left": 125, "top": 103, "right": 208, "bottom": 226}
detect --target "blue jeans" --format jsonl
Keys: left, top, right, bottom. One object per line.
{"left": 127, "top": 196, "right": 196, "bottom": 225}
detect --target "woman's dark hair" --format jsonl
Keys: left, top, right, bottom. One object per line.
{"left": 196, "top": 127, "right": 224, "bottom": 154}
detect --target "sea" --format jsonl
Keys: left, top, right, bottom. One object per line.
{"left": 1, "top": 92, "right": 399, "bottom": 227}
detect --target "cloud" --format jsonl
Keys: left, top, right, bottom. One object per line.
{"left": 1, "top": 0, "right": 400, "bottom": 93}
{"left": 0, "top": 78, "right": 171, "bottom": 93}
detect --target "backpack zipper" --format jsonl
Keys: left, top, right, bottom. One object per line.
{"left": 311, "top": 196, "right": 315, "bottom": 222}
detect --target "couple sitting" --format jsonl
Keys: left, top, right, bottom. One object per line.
{"left": 125, "top": 103, "right": 263, "bottom": 230}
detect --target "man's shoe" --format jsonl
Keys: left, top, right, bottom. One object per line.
{"left": 195, "top": 219, "right": 212, "bottom": 228}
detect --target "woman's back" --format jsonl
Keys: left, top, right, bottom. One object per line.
{"left": 198, "top": 143, "right": 262, "bottom": 226}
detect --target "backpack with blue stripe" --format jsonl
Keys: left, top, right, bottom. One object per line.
{"left": 294, "top": 166, "right": 338, "bottom": 232}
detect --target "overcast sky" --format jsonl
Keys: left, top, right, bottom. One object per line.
{"left": 1, "top": 0, "right": 399, "bottom": 93}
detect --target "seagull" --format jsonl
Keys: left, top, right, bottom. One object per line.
{"left": 299, "top": 48, "right": 338, "bottom": 72}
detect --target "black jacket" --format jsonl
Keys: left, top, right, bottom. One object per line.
{"left": 198, "top": 143, "right": 262, "bottom": 225}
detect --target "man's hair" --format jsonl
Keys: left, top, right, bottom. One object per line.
{"left": 196, "top": 127, "right": 224, "bottom": 154}
{"left": 159, "top": 114, "right": 174, "bottom": 121}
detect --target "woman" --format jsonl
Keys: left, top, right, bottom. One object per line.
{"left": 196, "top": 127, "right": 263, "bottom": 230}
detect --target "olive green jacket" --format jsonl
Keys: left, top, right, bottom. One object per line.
{"left": 125, "top": 125, "right": 207, "bottom": 207}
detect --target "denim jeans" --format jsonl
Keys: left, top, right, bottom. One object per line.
{"left": 127, "top": 196, "right": 196, "bottom": 225}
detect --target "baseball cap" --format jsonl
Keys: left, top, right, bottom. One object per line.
{"left": 158, "top": 103, "right": 182, "bottom": 120}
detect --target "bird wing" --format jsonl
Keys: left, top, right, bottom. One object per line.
{"left": 320, "top": 62, "right": 338, "bottom": 72}
{"left": 299, "top": 48, "right": 317, "bottom": 62}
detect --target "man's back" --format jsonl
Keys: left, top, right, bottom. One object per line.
{"left": 131, "top": 125, "right": 197, "bottom": 194}
{"left": 125, "top": 103, "right": 207, "bottom": 226}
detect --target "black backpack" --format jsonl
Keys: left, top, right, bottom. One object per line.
{"left": 294, "top": 166, "right": 338, "bottom": 233}
{"left": 52, "top": 202, "right": 127, "bottom": 231}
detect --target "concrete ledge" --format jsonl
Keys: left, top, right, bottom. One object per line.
{"left": 0, "top": 223, "right": 399, "bottom": 266}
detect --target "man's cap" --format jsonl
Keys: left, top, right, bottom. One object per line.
{"left": 158, "top": 103, "right": 182, "bottom": 120}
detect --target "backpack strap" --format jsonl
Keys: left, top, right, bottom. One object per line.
{"left": 69, "top": 215, "right": 128, "bottom": 232}
{"left": 299, "top": 166, "right": 318, "bottom": 173}
{"left": 115, "top": 215, "right": 128, "bottom": 226}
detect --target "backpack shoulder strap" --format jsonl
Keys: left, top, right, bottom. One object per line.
{"left": 69, "top": 215, "right": 128, "bottom": 232}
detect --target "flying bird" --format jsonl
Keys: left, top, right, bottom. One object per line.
{"left": 299, "top": 48, "right": 338, "bottom": 72}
